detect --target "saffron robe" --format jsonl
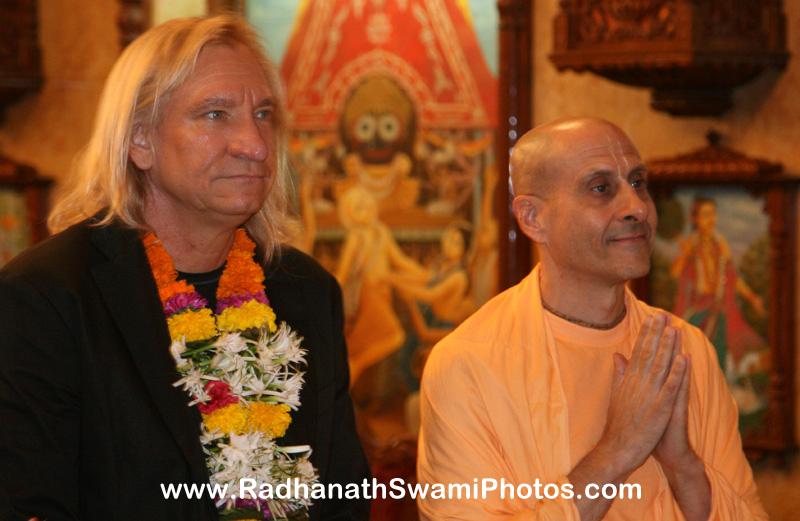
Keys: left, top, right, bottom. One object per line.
{"left": 417, "top": 266, "right": 766, "bottom": 520}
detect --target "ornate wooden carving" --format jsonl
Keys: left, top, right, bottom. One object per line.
{"left": 551, "top": 0, "right": 789, "bottom": 116}
{"left": 647, "top": 131, "right": 783, "bottom": 182}
{"left": 496, "top": 0, "right": 533, "bottom": 289}
{"left": 0, "top": 0, "right": 43, "bottom": 119}
{"left": 117, "top": 0, "right": 149, "bottom": 48}
{"left": 633, "top": 133, "right": 796, "bottom": 458}
{"left": 575, "top": 0, "right": 677, "bottom": 43}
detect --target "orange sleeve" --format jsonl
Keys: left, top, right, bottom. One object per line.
{"left": 416, "top": 340, "right": 581, "bottom": 521}
{"left": 686, "top": 332, "right": 768, "bottom": 521}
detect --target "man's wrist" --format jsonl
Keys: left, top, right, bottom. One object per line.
{"left": 658, "top": 450, "right": 712, "bottom": 521}
{"left": 592, "top": 439, "right": 641, "bottom": 481}
{"left": 659, "top": 449, "right": 705, "bottom": 486}
{"left": 579, "top": 441, "right": 636, "bottom": 485}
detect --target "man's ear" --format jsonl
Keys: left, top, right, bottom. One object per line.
{"left": 129, "top": 124, "right": 154, "bottom": 171}
{"left": 512, "top": 194, "right": 547, "bottom": 243}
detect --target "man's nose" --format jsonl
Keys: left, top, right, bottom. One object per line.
{"left": 228, "top": 118, "right": 269, "bottom": 162}
{"left": 619, "top": 183, "right": 649, "bottom": 222}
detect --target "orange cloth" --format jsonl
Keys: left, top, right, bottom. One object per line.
{"left": 417, "top": 266, "right": 766, "bottom": 520}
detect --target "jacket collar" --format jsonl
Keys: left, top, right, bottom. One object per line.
{"left": 88, "top": 221, "right": 210, "bottom": 484}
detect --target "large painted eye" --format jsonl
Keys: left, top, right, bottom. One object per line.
{"left": 377, "top": 114, "right": 400, "bottom": 141}
{"left": 353, "top": 114, "right": 377, "bottom": 142}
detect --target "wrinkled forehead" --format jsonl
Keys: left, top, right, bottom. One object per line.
{"left": 560, "top": 126, "right": 642, "bottom": 176}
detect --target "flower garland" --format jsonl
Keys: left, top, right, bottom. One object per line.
{"left": 144, "top": 229, "right": 318, "bottom": 521}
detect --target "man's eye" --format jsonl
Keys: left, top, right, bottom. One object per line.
{"left": 255, "top": 108, "right": 273, "bottom": 120}
{"left": 591, "top": 184, "right": 609, "bottom": 193}
{"left": 205, "top": 110, "right": 224, "bottom": 120}
{"left": 631, "top": 178, "right": 647, "bottom": 189}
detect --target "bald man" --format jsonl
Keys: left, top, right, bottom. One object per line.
{"left": 417, "top": 118, "right": 766, "bottom": 521}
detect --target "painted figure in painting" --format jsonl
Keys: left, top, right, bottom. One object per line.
{"left": 416, "top": 129, "right": 491, "bottom": 217}
{"left": 392, "top": 221, "right": 477, "bottom": 433}
{"left": 393, "top": 222, "right": 477, "bottom": 331}
{"left": 0, "top": 191, "right": 31, "bottom": 266}
{"left": 335, "top": 186, "right": 427, "bottom": 383}
{"left": 670, "top": 196, "right": 768, "bottom": 414}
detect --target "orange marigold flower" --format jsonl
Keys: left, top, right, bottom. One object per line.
{"left": 202, "top": 403, "right": 248, "bottom": 435}
{"left": 167, "top": 308, "right": 218, "bottom": 342}
{"left": 159, "top": 280, "right": 194, "bottom": 303}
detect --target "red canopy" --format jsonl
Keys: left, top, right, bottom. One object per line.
{"left": 280, "top": 0, "right": 497, "bottom": 130}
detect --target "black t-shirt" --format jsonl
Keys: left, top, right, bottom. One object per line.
{"left": 177, "top": 264, "right": 225, "bottom": 311}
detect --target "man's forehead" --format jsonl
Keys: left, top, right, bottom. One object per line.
{"left": 564, "top": 140, "right": 641, "bottom": 166}
{"left": 562, "top": 126, "right": 641, "bottom": 164}
{"left": 565, "top": 125, "right": 638, "bottom": 153}
{"left": 510, "top": 118, "right": 642, "bottom": 194}
{"left": 174, "top": 45, "right": 272, "bottom": 101}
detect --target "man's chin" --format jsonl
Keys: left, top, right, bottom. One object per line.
{"left": 204, "top": 204, "right": 263, "bottom": 227}
{"left": 623, "top": 261, "right": 651, "bottom": 282}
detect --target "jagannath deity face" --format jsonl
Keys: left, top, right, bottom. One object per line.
{"left": 341, "top": 75, "right": 415, "bottom": 164}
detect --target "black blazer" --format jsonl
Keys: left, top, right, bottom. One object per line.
{"left": 0, "top": 220, "right": 370, "bottom": 521}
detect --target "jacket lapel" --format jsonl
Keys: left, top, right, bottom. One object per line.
{"left": 263, "top": 259, "right": 319, "bottom": 452}
{"left": 89, "top": 223, "right": 209, "bottom": 483}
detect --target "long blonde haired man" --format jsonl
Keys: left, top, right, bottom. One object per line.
{"left": 0, "top": 15, "right": 369, "bottom": 521}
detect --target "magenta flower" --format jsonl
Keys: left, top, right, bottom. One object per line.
{"left": 216, "top": 291, "right": 269, "bottom": 314}
{"left": 164, "top": 292, "right": 208, "bottom": 316}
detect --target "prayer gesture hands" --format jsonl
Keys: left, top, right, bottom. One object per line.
{"left": 568, "top": 313, "right": 709, "bottom": 521}
{"left": 601, "top": 313, "right": 690, "bottom": 474}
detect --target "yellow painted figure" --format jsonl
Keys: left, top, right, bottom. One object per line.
{"left": 335, "top": 186, "right": 427, "bottom": 383}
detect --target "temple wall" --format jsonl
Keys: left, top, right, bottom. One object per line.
{"left": 0, "top": 0, "right": 119, "bottom": 182}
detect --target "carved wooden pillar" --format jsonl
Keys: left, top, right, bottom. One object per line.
{"left": 763, "top": 186, "right": 796, "bottom": 454}
{"left": 496, "top": 0, "right": 533, "bottom": 290}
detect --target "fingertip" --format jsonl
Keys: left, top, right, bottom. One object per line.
{"left": 654, "top": 313, "right": 667, "bottom": 329}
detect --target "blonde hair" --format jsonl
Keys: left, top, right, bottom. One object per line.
{"left": 48, "top": 14, "right": 294, "bottom": 261}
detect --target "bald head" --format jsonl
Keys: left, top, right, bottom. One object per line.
{"left": 509, "top": 117, "right": 636, "bottom": 197}
{"left": 510, "top": 117, "right": 655, "bottom": 286}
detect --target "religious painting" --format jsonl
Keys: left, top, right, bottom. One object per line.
{"left": 247, "top": 0, "right": 500, "bottom": 454}
{"left": 650, "top": 188, "right": 771, "bottom": 436}
{"left": 637, "top": 136, "right": 797, "bottom": 459}
{"left": 0, "top": 188, "right": 31, "bottom": 267}
{"left": 0, "top": 157, "right": 50, "bottom": 268}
